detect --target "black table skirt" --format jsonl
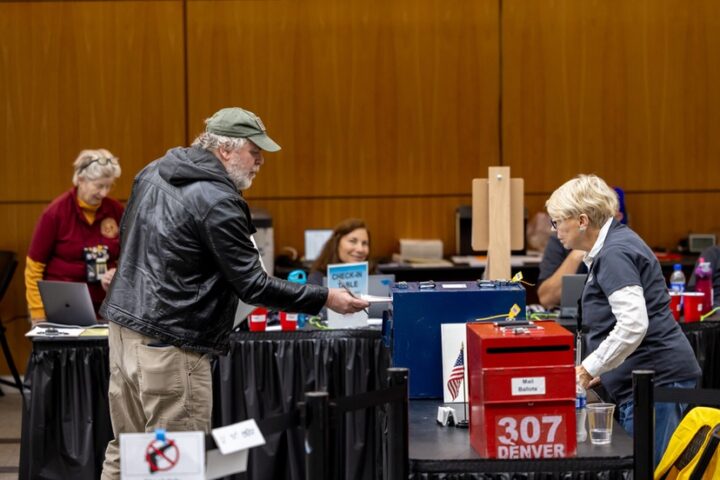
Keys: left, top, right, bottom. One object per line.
{"left": 680, "top": 320, "right": 720, "bottom": 388}
{"left": 19, "top": 339, "right": 112, "bottom": 480}
{"left": 18, "top": 321, "right": 720, "bottom": 479}
{"left": 408, "top": 470, "right": 631, "bottom": 479}
{"left": 212, "top": 329, "right": 391, "bottom": 480}
{"left": 19, "top": 330, "right": 391, "bottom": 480}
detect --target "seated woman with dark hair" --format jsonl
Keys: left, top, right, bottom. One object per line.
{"left": 308, "top": 218, "right": 372, "bottom": 286}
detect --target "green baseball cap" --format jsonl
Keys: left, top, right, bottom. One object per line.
{"left": 205, "top": 107, "right": 281, "bottom": 152}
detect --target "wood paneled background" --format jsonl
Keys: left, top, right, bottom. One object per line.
{"left": 1, "top": 0, "right": 718, "bottom": 373}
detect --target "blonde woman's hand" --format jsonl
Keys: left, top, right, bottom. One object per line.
{"left": 101, "top": 268, "right": 116, "bottom": 291}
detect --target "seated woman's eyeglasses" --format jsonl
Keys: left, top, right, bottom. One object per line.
{"left": 550, "top": 218, "right": 560, "bottom": 230}
{"left": 78, "top": 156, "right": 118, "bottom": 174}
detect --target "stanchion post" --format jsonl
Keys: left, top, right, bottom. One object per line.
{"left": 633, "top": 370, "right": 655, "bottom": 480}
{"left": 305, "top": 391, "right": 329, "bottom": 480}
{"left": 387, "top": 368, "right": 409, "bottom": 480}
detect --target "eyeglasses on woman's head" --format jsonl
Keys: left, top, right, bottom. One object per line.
{"left": 78, "top": 156, "right": 118, "bottom": 174}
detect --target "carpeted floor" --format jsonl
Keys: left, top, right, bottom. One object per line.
{"left": 0, "top": 384, "right": 22, "bottom": 480}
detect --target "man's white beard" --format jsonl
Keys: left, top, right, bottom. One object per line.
{"left": 228, "top": 170, "right": 252, "bottom": 191}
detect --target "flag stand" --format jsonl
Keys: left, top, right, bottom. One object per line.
{"left": 455, "top": 345, "right": 469, "bottom": 429}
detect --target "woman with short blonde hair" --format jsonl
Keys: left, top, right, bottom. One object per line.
{"left": 26, "top": 149, "right": 124, "bottom": 323}
{"left": 545, "top": 174, "right": 618, "bottom": 229}
{"left": 546, "top": 174, "right": 700, "bottom": 467}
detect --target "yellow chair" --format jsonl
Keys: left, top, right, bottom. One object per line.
{"left": 654, "top": 407, "right": 720, "bottom": 480}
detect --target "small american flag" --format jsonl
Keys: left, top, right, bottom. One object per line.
{"left": 447, "top": 344, "right": 465, "bottom": 401}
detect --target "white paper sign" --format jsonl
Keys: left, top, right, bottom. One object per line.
{"left": 211, "top": 419, "right": 265, "bottom": 455}
{"left": 120, "top": 431, "right": 204, "bottom": 479}
{"left": 511, "top": 377, "right": 546, "bottom": 396}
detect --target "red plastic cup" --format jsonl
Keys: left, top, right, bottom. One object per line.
{"left": 248, "top": 307, "right": 268, "bottom": 332}
{"left": 683, "top": 293, "right": 705, "bottom": 323}
{"left": 668, "top": 291, "right": 683, "bottom": 321}
{"left": 280, "top": 312, "right": 298, "bottom": 331}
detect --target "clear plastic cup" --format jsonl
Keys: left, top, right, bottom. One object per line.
{"left": 586, "top": 403, "right": 615, "bottom": 445}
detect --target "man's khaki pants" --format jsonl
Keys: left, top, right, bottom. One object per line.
{"left": 101, "top": 322, "right": 212, "bottom": 480}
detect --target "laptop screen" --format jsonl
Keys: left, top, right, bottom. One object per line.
{"left": 560, "top": 274, "right": 587, "bottom": 316}
{"left": 367, "top": 274, "right": 394, "bottom": 318}
{"left": 304, "top": 229, "right": 333, "bottom": 262}
{"left": 37, "top": 280, "right": 98, "bottom": 327}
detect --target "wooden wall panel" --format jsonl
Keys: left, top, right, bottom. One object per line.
{"left": 526, "top": 191, "right": 720, "bottom": 252}
{"left": 0, "top": 1, "right": 186, "bottom": 375}
{"left": 626, "top": 192, "right": 720, "bottom": 251}
{"left": 502, "top": 0, "right": 720, "bottom": 193}
{"left": 0, "top": 1, "right": 186, "bottom": 202}
{"left": 186, "top": 0, "right": 500, "bottom": 198}
{"left": 250, "top": 195, "right": 473, "bottom": 261}
{"left": 3, "top": 0, "right": 720, "bottom": 375}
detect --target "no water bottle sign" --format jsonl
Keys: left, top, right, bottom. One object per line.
{"left": 120, "top": 430, "right": 205, "bottom": 479}
{"left": 146, "top": 436, "right": 179, "bottom": 473}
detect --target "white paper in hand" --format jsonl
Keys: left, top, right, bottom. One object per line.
{"left": 360, "top": 294, "right": 392, "bottom": 303}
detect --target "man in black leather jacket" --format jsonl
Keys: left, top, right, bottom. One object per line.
{"left": 100, "top": 107, "right": 368, "bottom": 480}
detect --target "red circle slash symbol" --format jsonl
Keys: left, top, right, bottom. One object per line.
{"left": 145, "top": 438, "right": 180, "bottom": 473}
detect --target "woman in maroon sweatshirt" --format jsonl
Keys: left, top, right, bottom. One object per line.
{"left": 25, "top": 149, "right": 124, "bottom": 323}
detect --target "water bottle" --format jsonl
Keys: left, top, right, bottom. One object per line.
{"left": 576, "top": 384, "right": 587, "bottom": 443}
{"left": 669, "top": 264, "right": 686, "bottom": 293}
{"left": 669, "top": 263, "right": 686, "bottom": 310}
{"left": 694, "top": 258, "right": 714, "bottom": 315}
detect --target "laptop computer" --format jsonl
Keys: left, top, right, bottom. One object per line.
{"left": 304, "top": 229, "right": 333, "bottom": 262}
{"left": 559, "top": 274, "right": 588, "bottom": 319}
{"left": 367, "top": 274, "right": 395, "bottom": 318}
{"left": 37, "top": 280, "right": 98, "bottom": 327}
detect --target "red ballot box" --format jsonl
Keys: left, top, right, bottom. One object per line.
{"left": 467, "top": 321, "right": 576, "bottom": 459}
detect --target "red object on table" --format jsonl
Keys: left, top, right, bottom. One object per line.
{"left": 683, "top": 293, "right": 705, "bottom": 323}
{"left": 467, "top": 320, "right": 576, "bottom": 459}
{"left": 279, "top": 312, "right": 298, "bottom": 331}
{"left": 248, "top": 307, "right": 268, "bottom": 332}
{"left": 669, "top": 292, "right": 683, "bottom": 321}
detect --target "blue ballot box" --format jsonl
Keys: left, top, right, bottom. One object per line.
{"left": 389, "top": 281, "right": 526, "bottom": 398}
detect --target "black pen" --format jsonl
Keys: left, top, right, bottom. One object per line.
{"left": 338, "top": 281, "right": 370, "bottom": 316}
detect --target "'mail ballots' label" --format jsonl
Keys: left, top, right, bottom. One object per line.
{"left": 511, "top": 377, "right": 546, "bottom": 396}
